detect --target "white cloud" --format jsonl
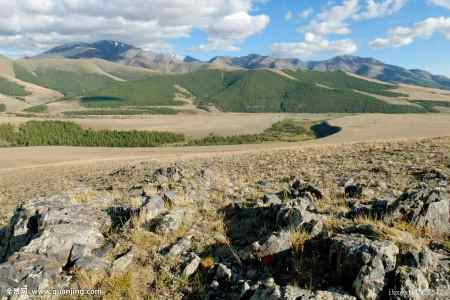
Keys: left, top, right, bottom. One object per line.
{"left": 271, "top": 0, "right": 410, "bottom": 59}
{"left": 370, "top": 16, "right": 450, "bottom": 48}
{"left": 299, "top": 8, "right": 314, "bottom": 19}
{"left": 0, "top": 0, "right": 270, "bottom": 55}
{"left": 285, "top": 10, "right": 293, "bottom": 21}
{"left": 354, "top": 0, "right": 408, "bottom": 20}
{"left": 271, "top": 33, "right": 358, "bottom": 59}
{"left": 303, "top": 0, "right": 360, "bottom": 36}
{"left": 276, "top": 0, "right": 359, "bottom": 59}
{"left": 189, "top": 12, "right": 269, "bottom": 52}
{"left": 428, "top": 0, "right": 450, "bottom": 9}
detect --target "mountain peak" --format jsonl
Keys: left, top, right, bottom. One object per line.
{"left": 37, "top": 40, "right": 136, "bottom": 61}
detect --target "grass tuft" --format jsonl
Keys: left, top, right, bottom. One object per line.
{"left": 24, "top": 104, "right": 48, "bottom": 113}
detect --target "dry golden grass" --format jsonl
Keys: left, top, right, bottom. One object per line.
{"left": 291, "top": 228, "right": 312, "bottom": 256}
{"left": 395, "top": 84, "right": 450, "bottom": 102}
{"left": 352, "top": 216, "right": 429, "bottom": 251}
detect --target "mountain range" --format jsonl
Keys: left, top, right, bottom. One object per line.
{"left": 36, "top": 40, "right": 201, "bottom": 73}
{"left": 1, "top": 40, "right": 450, "bottom": 116}
{"left": 31, "top": 40, "right": 450, "bottom": 90}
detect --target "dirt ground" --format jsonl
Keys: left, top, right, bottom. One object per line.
{"left": 1, "top": 113, "right": 450, "bottom": 172}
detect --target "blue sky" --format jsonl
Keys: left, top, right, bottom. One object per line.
{"left": 174, "top": 0, "right": 450, "bottom": 76}
{"left": 1, "top": 1, "right": 449, "bottom": 75}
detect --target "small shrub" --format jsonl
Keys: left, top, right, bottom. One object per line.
{"left": 24, "top": 104, "right": 48, "bottom": 113}
{"left": 0, "top": 123, "right": 16, "bottom": 146}
{"left": 188, "top": 118, "right": 318, "bottom": 146}
{"left": 0, "top": 77, "right": 29, "bottom": 96}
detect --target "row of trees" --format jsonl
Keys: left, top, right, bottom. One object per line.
{"left": 0, "top": 121, "right": 185, "bottom": 147}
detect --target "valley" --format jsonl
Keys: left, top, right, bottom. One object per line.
{"left": 1, "top": 113, "right": 450, "bottom": 172}
{"left": 0, "top": 39, "right": 450, "bottom": 300}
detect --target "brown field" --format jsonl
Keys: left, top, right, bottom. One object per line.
{"left": 1, "top": 113, "right": 450, "bottom": 173}
{"left": 0, "top": 113, "right": 336, "bottom": 137}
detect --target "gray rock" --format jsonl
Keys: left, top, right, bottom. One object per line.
{"left": 210, "top": 280, "right": 220, "bottom": 289}
{"left": 399, "top": 247, "right": 437, "bottom": 270}
{"left": 140, "top": 195, "right": 166, "bottom": 222}
{"left": 391, "top": 266, "right": 429, "bottom": 300}
{"left": 315, "top": 289, "right": 357, "bottom": 300}
{"left": 263, "top": 277, "right": 276, "bottom": 288}
{"left": 166, "top": 237, "right": 192, "bottom": 257}
{"left": 348, "top": 199, "right": 390, "bottom": 219}
{"left": 0, "top": 193, "right": 113, "bottom": 291}
{"left": 215, "top": 263, "right": 232, "bottom": 282}
{"left": 111, "top": 251, "right": 134, "bottom": 276}
{"left": 250, "top": 285, "right": 282, "bottom": 300}
{"left": 263, "top": 194, "right": 283, "bottom": 206}
{"left": 75, "top": 256, "right": 110, "bottom": 274}
{"left": 182, "top": 253, "right": 201, "bottom": 277}
{"left": 256, "top": 230, "right": 292, "bottom": 258}
{"left": 281, "top": 285, "right": 314, "bottom": 300}
{"left": 353, "top": 257, "right": 386, "bottom": 300}
{"left": 238, "top": 280, "right": 251, "bottom": 297}
{"left": 288, "top": 179, "right": 323, "bottom": 200}
{"left": 151, "top": 166, "right": 183, "bottom": 183}
{"left": 386, "top": 187, "right": 450, "bottom": 235}
{"left": 151, "top": 208, "right": 186, "bottom": 234}
{"left": 302, "top": 233, "right": 399, "bottom": 298}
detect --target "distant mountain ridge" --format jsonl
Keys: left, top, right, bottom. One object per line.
{"left": 31, "top": 40, "right": 450, "bottom": 90}
{"left": 211, "top": 54, "right": 450, "bottom": 90}
{"left": 35, "top": 40, "right": 202, "bottom": 73}
{"left": 37, "top": 40, "right": 136, "bottom": 61}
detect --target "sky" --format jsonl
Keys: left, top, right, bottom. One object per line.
{"left": 0, "top": 0, "right": 449, "bottom": 75}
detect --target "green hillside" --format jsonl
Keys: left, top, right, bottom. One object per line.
{"left": 82, "top": 69, "right": 425, "bottom": 113}
{"left": 13, "top": 63, "right": 115, "bottom": 98}
{"left": 284, "top": 70, "right": 405, "bottom": 97}
{"left": 81, "top": 76, "right": 182, "bottom": 107}
{"left": 0, "top": 77, "right": 29, "bottom": 96}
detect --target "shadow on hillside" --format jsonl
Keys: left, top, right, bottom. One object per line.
{"left": 311, "top": 121, "right": 341, "bottom": 138}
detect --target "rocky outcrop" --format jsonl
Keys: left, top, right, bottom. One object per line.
{"left": 386, "top": 186, "right": 450, "bottom": 235}
{"left": 201, "top": 179, "right": 450, "bottom": 300}
{"left": 1, "top": 165, "right": 449, "bottom": 300}
{"left": 0, "top": 182, "right": 186, "bottom": 294}
{"left": 346, "top": 185, "right": 450, "bottom": 236}
{"left": 301, "top": 234, "right": 399, "bottom": 298}
{"left": 0, "top": 193, "right": 114, "bottom": 291}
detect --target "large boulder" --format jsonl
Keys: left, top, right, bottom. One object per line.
{"left": 386, "top": 187, "right": 449, "bottom": 236}
{"left": 149, "top": 208, "right": 187, "bottom": 234}
{"left": 301, "top": 234, "right": 399, "bottom": 299}
{"left": 140, "top": 195, "right": 167, "bottom": 223}
{"left": 0, "top": 193, "right": 113, "bottom": 291}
